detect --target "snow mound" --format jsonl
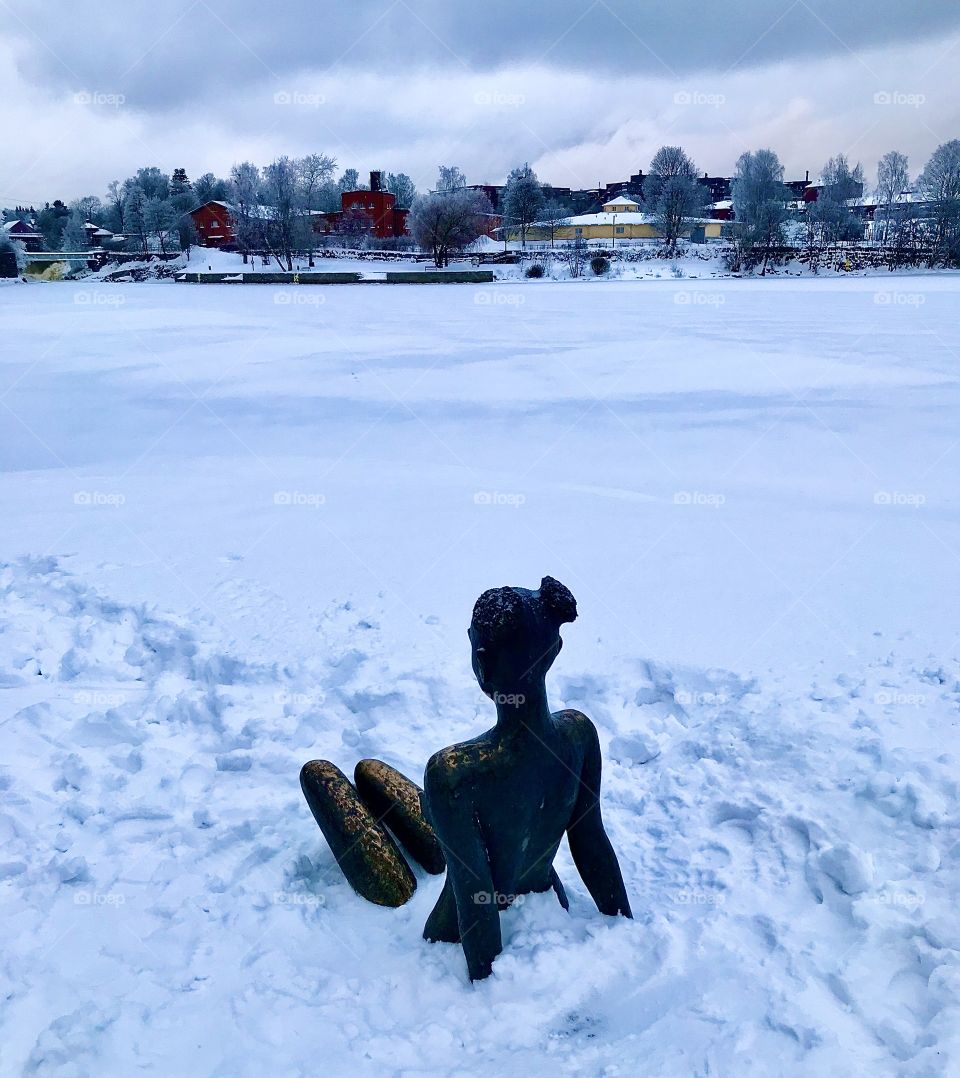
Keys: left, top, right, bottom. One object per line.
{"left": 2, "top": 556, "right": 958, "bottom": 1074}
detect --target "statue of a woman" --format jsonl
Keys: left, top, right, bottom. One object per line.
{"left": 300, "top": 576, "right": 632, "bottom": 981}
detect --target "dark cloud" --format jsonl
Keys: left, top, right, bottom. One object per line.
{"left": 6, "top": 0, "right": 960, "bottom": 109}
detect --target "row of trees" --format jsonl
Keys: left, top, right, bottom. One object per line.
{"left": 5, "top": 161, "right": 419, "bottom": 264}
{"left": 5, "top": 140, "right": 959, "bottom": 271}
{"left": 727, "top": 140, "right": 960, "bottom": 272}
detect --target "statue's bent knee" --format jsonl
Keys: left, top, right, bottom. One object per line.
{"left": 354, "top": 759, "right": 445, "bottom": 875}
{"left": 299, "top": 760, "right": 416, "bottom": 907}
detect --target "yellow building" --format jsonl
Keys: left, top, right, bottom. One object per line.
{"left": 523, "top": 195, "right": 723, "bottom": 243}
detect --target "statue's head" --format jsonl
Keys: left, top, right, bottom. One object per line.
{"left": 468, "top": 576, "right": 578, "bottom": 698}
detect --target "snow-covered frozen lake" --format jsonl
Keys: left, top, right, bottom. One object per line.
{"left": 2, "top": 274, "right": 958, "bottom": 1075}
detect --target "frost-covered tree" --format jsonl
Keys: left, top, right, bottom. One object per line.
{"left": 730, "top": 149, "right": 790, "bottom": 273}
{"left": 384, "top": 172, "right": 416, "bottom": 208}
{"left": 144, "top": 197, "right": 177, "bottom": 253}
{"left": 804, "top": 154, "right": 865, "bottom": 268}
{"left": 193, "top": 172, "right": 229, "bottom": 204}
{"left": 501, "top": 163, "right": 544, "bottom": 249}
{"left": 261, "top": 156, "right": 299, "bottom": 270}
{"left": 135, "top": 167, "right": 170, "bottom": 201}
{"left": 228, "top": 161, "right": 262, "bottom": 263}
{"left": 124, "top": 183, "right": 150, "bottom": 254}
{"left": 60, "top": 209, "right": 89, "bottom": 250}
{"left": 409, "top": 188, "right": 492, "bottom": 267}
{"left": 918, "top": 139, "right": 960, "bottom": 266}
{"left": 643, "top": 146, "right": 706, "bottom": 247}
{"left": 295, "top": 153, "right": 337, "bottom": 265}
{"left": 436, "top": 165, "right": 467, "bottom": 193}
{"left": 337, "top": 168, "right": 364, "bottom": 193}
{"left": 875, "top": 151, "right": 909, "bottom": 244}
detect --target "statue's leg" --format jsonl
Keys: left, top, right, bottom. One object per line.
{"left": 423, "top": 875, "right": 460, "bottom": 943}
{"left": 354, "top": 759, "right": 445, "bottom": 874}
{"left": 300, "top": 760, "right": 416, "bottom": 907}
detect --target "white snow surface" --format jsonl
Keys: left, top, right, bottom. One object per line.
{"left": 1, "top": 275, "right": 959, "bottom": 1076}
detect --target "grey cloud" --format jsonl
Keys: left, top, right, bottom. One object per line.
{"left": 6, "top": 0, "right": 960, "bottom": 111}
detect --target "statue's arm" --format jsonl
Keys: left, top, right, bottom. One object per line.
{"left": 566, "top": 720, "right": 632, "bottom": 918}
{"left": 423, "top": 751, "right": 502, "bottom": 981}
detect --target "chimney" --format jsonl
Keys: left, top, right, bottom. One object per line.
{"left": 370, "top": 170, "right": 382, "bottom": 192}
{"left": 805, "top": 170, "right": 809, "bottom": 182}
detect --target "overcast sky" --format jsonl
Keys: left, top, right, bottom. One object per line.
{"left": 2, "top": 0, "right": 959, "bottom": 204}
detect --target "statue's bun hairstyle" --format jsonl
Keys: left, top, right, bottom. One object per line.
{"left": 538, "top": 575, "right": 578, "bottom": 626}
{"left": 471, "top": 576, "right": 577, "bottom": 643}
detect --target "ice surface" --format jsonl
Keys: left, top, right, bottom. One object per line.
{"left": 1, "top": 272, "right": 958, "bottom": 1075}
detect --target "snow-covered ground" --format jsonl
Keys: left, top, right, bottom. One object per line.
{"left": 1, "top": 274, "right": 958, "bottom": 1075}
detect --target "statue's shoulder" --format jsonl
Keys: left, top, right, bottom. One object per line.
{"left": 424, "top": 734, "right": 490, "bottom": 794}
{"left": 552, "top": 708, "right": 595, "bottom": 735}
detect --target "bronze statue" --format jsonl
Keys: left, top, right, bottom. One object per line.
{"left": 300, "top": 576, "right": 632, "bottom": 981}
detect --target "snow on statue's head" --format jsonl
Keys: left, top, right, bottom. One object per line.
{"left": 468, "top": 576, "right": 577, "bottom": 698}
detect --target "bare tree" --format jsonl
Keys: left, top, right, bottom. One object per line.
{"left": 409, "top": 188, "right": 492, "bottom": 267}
{"left": 296, "top": 153, "right": 336, "bottom": 266}
{"left": 875, "top": 151, "right": 909, "bottom": 244}
{"left": 536, "top": 199, "right": 570, "bottom": 247}
{"left": 106, "top": 180, "right": 126, "bottom": 233}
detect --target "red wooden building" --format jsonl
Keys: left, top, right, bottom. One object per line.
{"left": 189, "top": 200, "right": 235, "bottom": 247}
{"left": 189, "top": 172, "right": 409, "bottom": 249}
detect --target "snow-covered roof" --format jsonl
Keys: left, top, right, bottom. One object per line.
{"left": 712, "top": 199, "right": 733, "bottom": 210}
{"left": 3, "top": 219, "right": 40, "bottom": 234}
{"left": 603, "top": 195, "right": 640, "bottom": 206}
